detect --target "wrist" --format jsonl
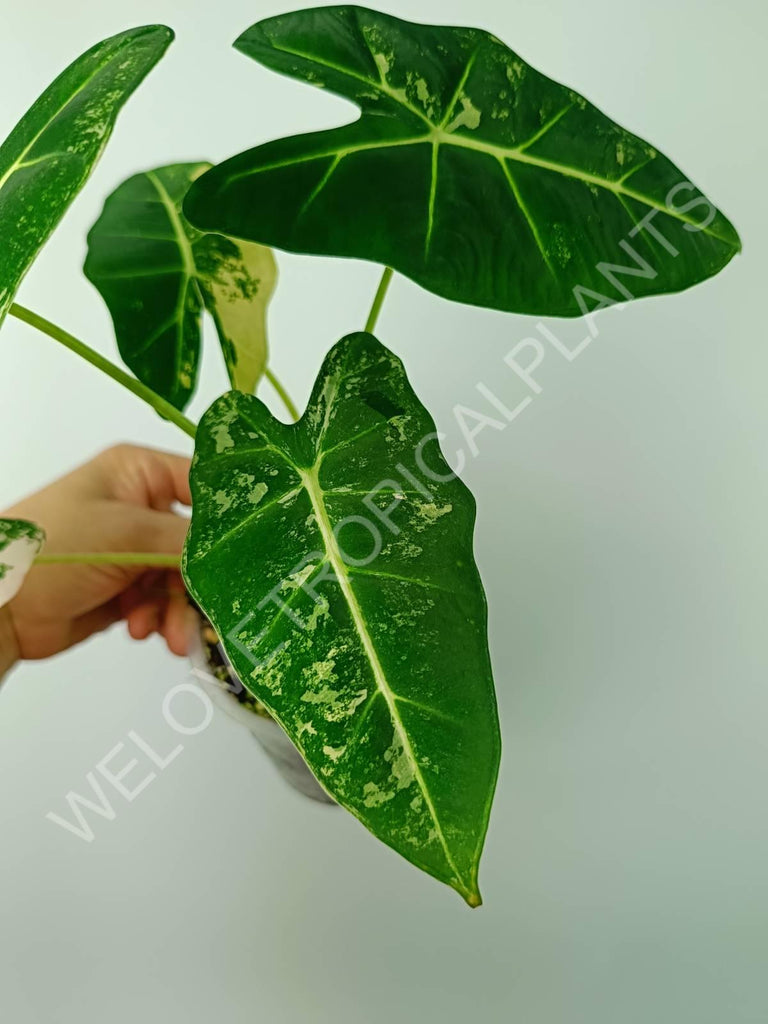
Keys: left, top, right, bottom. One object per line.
{"left": 0, "top": 603, "right": 20, "bottom": 681}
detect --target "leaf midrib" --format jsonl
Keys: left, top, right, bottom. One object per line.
{"left": 145, "top": 170, "right": 203, "bottom": 387}
{"left": 146, "top": 171, "right": 197, "bottom": 279}
{"left": 227, "top": 126, "right": 735, "bottom": 247}
{"left": 299, "top": 460, "right": 472, "bottom": 899}
{"left": 0, "top": 33, "right": 141, "bottom": 195}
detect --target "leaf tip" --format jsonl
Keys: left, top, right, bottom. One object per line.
{"left": 457, "top": 875, "right": 483, "bottom": 907}
{"left": 126, "top": 23, "right": 175, "bottom": 48}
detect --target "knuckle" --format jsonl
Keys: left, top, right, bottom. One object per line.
{"left": 103, "top": 442, "right": 139, "bottom": 461}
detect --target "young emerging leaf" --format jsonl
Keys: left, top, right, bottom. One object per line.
{"left": 0, "top": 25, "right": 173, "bottom": 327}
{"left": 182, "top": 333, "right": 500, "bottom": 904}
{"left": 185, "top": 5, "right": 740, "bottom": 317}
{"left": 85, "top": 163, "right": 277, "bottom": 411}
{"left": 0, "top": 519, "right": 45, "bottom": 607}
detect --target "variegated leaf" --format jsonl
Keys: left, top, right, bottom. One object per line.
{"left": 183, "top": 332, "right": 500, "bottom": 904}
{"left": 0, "top": 25, "right": 172, "bottom": 325}
{"left": 185, "top": 5, "right": 740, "bottom": 316}
{"left": 85, "top": 163, "right": 277, "bottom": 410}
{"left": 0, "top": 519, "right": 45, "bottom": 607}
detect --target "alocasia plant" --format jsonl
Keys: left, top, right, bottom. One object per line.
{"left": 0, "top": 5, "right": 740, "bottom": 904}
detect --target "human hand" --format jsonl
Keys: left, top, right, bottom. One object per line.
{"left": 2, "top": 444, "right": 195, "bottom": 663}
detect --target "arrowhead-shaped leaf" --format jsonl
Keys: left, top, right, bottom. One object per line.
{"left": 185, "top": 5, "right": 740, "bottom": 317}
{"left": 182, "top": 332, "right": 500, "bottom": 904}
{"left": 85, "top": 163, "right": 277, "bottom": 411}
{"left": 0, "top": 25, "right": 173, "bottom": 326}
{"left": 0, "top": 519, "right": 45, "bottom": 607}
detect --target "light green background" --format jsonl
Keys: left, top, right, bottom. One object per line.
{"left": 0, "top": 1, "right": 765, "bottom": 1021}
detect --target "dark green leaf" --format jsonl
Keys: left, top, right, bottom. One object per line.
{"left": 182, "top": 332, "right": 499, "bottom": 904}
{"left": 185, "top": 5, "right": 740, "bottom": 317}
{"left": 0, "top": 25, "right": 173, "bottom": 326}
{"left": 85, "top": 163, "right": 277, "bottom": 410}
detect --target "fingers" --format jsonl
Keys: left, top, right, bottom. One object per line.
{"left": 97, "top": 444, "right": 192, "bottom": 510}
{"left": 114, "top": 504, "right": 189, "bottom": 558}
{"left": 62, "top": 569, "right": 194, "bottom": 657}
{"left": 142, "top": 447, "right": 193, "bottom": 510}
{"left": 126, "top": 601, "right": 160, "bottom": 641}
{"left": 69, "top": 597, "right": 123, "bottom": 648}
{"left": 162, "top": 575, "right": 196, "bottom": 657}
{"left": 122, "top": 571, "right": 195, "bottom": 657}
{"left": 146, "top": 508, "right": 189, "bottom": 556}
{"left": 120, "top": 571, "right": 162, "bottom": 639}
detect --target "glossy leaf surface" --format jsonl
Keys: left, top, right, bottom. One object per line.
{"left": 0, "top": 519, "right": 44, "bottom": 607}
{"left": 85, "top": 163, "right": 277, "bottom": 410}
{"left": 186, "top": 5, "right": 740, "bottom": 316}
{"left": 183, "top": 332, "right": 499, "bottom": 904}
{"left": 0, "top": 25, "right": 173, "bottom": 326}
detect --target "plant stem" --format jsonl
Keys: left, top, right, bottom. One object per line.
{"left": 9, "top": 303, "right": 197, "bottom": 440}
{"left": 35, "top": 552, "right": 181, "bottom": 567}
{"left": 264, "top": 367, "right": 300, "bottom": 422}
{"left": 364, "top": 267, "right": 394, "bottom": 334}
